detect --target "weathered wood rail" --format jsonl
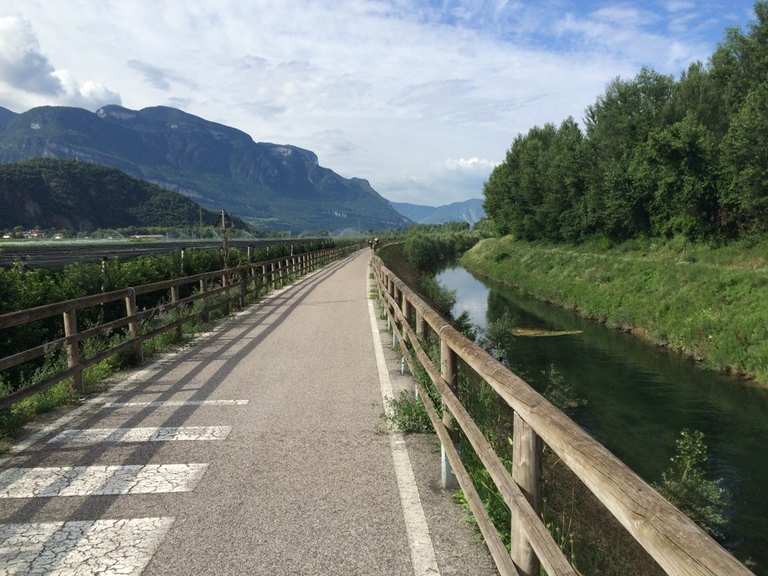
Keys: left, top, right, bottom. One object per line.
{"left": 0, "top": 245, "right": 357, "bottom": 410}
{"left": 371, "top": 255, "right": 753, "bottom": 576}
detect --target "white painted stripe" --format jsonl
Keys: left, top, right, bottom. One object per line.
{"left": 0, "top": 464, "right": 208, "bottom": 498}
{"left": 47, "top": 426, "right": 231, "bottom": 445}
{"left": 366, "top": 267, "right": 441, "bottom": 576}
{"left": 0, "top": 517, "right": 173, "bottom": 575}
{"left": 92, "top": 399, "right": 249, "bottom": 408}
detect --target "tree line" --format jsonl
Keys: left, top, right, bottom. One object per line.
{"left": 484, "top": 2, "right": 768, "bottom": 242}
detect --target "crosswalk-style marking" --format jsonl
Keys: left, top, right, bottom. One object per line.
{"left": 92, "top": 399, "right": 249, "bottom": 408}
{"left": 0, "top": 517, "right": 173, "bottom": 575}
{"left": 47, "top": 426, "right": 231, "bottom": 445}
{"left": 0, "top": 464, "right": 208, "bottom": 499}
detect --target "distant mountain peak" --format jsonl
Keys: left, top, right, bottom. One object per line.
{"left": 390, "top": 198, "right": 485, "bottom": 225}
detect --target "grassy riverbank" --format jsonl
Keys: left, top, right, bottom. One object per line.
{"left": 462, "top": 236, "right": 768, "bottom": 384}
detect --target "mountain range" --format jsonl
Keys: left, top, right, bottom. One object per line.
{"left": 0, "top": 158, "right": 244, "bottom": 231}
{"left": 390, "top": 198, "right": 485, "bottom": 225}
{"left": 0, "top": 105, "right": 409, "bottom": 233}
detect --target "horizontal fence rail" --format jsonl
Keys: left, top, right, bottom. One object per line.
{"left": 371, "top": 254, "right": 753, "bottom": 576}
{"left": 0, "top": 244, "right": 361, "bottom": 410}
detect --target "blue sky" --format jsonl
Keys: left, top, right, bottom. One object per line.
{"left": 0, "top": 1, "right": 759, "bottom": 205}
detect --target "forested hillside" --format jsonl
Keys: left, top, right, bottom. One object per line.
{"left": 0, "top": 159, "right": 244, "bottom": 231}
{"left": 484, "top": 2, "right": 768, "bottom": 242}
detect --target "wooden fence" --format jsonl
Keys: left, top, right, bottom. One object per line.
{"left": 371, "top": 255, "right": 753, "bottom": 576}
{"left": 0, "top": 245, "right": 356, "bottom": 410}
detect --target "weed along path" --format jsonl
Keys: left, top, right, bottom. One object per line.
{"left": 436, "top": 264, "right": 768, "bottom": 573}
{"left": 0, "top": 250, "right": 493, "bottom": 576}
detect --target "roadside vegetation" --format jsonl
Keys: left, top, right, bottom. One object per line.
{"left": 462, "top": 236, "right": 768, "bottom": 383}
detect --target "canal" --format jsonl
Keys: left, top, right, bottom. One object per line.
{"left": 435, "top": 264, "right": 768, "bottom": 574}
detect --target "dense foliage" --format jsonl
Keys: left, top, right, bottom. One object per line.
{"left": 0, "top": 158, "right": 248, "bottom": 231}
{"left": 485, "top": 2, "right": 768, "bottom": 241}
{"left": 402, "top": 223, "right": 480, "bottom": 271}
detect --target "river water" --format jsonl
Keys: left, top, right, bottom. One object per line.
{"left": 436, "top": 265, "right": 768, "bottom": 573}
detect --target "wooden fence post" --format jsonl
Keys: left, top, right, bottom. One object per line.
{"left": 440, "top": 335, "right": 458, "bottom": 489}
{"left": 415, "top": 312, "right": 425, "bottom": 339}
{"left": 511, "top": 413, "right": 542, "bottom": 576}
{"left": 222, "top": 270, "right": 231, "bottom": 315}
{"left": 199, "top": 278, "right": 209, "bottom": 323}
{"left": 63, "top": 308, "right": 83, "bottom": 393}
{"left": 239, "top": 270, "right": 247, "bottom": 308}
{"left": 261, "top": 265, "right": 268, "bottom": 295}
{"left": 124, "top": 289, "right": 143, "bottom": 365}
{"left": 170, "top": 284, "right": 182, "bottom": 340}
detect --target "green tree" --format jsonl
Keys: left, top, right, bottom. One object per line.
{"left": 584, "top": 69, "right": 676, "bottom": 239}
{"left": 720, "top": 82, "right": 768, "bottom": 232}
{"left": 630, "top": 115, "right": 719, "bottom": 238}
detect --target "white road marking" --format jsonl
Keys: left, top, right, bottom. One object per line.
{"left": 367, "top": 266, "right": 441, "bottom": 576}
{"left": 0, "top": 464, "right": 208, "bottom": 498}
{"left": 91, "top": 399, "right": 249, "bottom": 408}
{"left": 0, "top": 517, "right": 173, "bottom": 575}
{"left": 47, "top": 426, "right": 231, "bottom": 445}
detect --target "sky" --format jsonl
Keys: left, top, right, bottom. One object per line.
{"left": 0, "top": 0, "right": 758, "bottom": 206}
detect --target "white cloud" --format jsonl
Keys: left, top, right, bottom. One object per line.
{"left": 0, "top": 16, "right": 62, "bottom": 95}
{"left": 0, "top": 16, "right": 120, "bottom": 111}
{"left": 445, "top": 157, "right": 499, "bottom": 170}
{"left": 52, "top": 71, "right": 121, "bottom": 109}
{"left": 554, "top": 7, "right": 708, "bottom": 72}
{"left": 0, "top": 1, "right": 734, "bottom": 204}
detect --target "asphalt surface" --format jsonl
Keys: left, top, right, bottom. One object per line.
{"left": 0, "top": 250, "right": 496, "bottom": 575}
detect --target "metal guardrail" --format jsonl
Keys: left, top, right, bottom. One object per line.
{"left": 0, "top": 245, "right": 358, "bottom": 410}
{"left": 371, "top": 254, "right": 753, "bottom": 576}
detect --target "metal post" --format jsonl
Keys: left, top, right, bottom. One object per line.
{"left": 440, "top": 336, "right": 458, "bottom": 489}
{"left": 63, "top": 309, "right": 82, "bottom": 393}
{"left": 511, "top": 413, "right": 542, "bottom": 576}
{"left": 125, "top": 289, "right": 143, "bottom": 365}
